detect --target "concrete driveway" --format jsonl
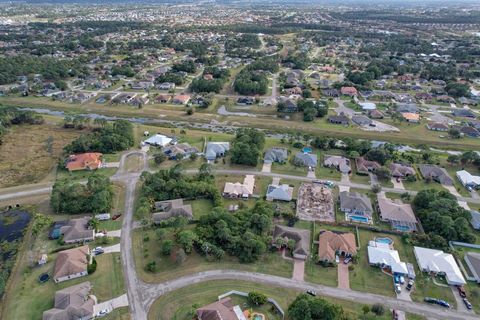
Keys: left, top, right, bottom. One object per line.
{"left": 457, "top": 201, "right": 471, "bottom": 210}
{"left": 261, "top": 163, "right": 272, "bottom": 173}
{"left": 337, "top": 261, "right": 350, "bottom": 289}
{"left": 391, "top": 178, "right": 405, "bottom": 190}
{"left": 451, "top": 285, "right": 475, "bottom": 314}
{"left": 307, "top": 170, "right": 316, "bottom": 178}
{"left": 93, "top": 294, "right": 129, "bottom": 316}
{"left": 95, "top": 243, "right": 120, "bottom": 255}
{"left": 108, "top": 229, "right": 122, "bottom": 238}
{"left": 444, "top": 185, "right": 461, "bottom": 197}
{"left": 292, "top": 259, "right": 305, "bottom": 281}
{"left": 396, "top": 282, "right": 412, "bottom": 301}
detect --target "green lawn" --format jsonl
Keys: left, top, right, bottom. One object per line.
{"left": 304, "top": 259, "right": 338, "bottom": 287}
{"left": 3, "top": 252, "right": 125, "bottom": 320}
{"left": 185, "top": 199, "right": 214, "bottom": 219}
{"left": 132, "top": 228, "right": 294, "bottom": 283}
{"left": 56, "top": 167, "right": 117, "bottom": 181}
{"left": 350, "top": 173, "right": 371, "bottom": 185}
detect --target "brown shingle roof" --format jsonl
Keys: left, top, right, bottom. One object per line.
{"left": 43, "top": 281, "right": 94, "bottom": 320}
{"left": 197, "top": 297, "right": 238, "bottom": 320}
{"left": 53, "top": 245, "right": 90, "bottom": 281}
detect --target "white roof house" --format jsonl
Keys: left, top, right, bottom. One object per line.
{"left": 359, "top": 102, "right": 376, "bottom": 110}
{"left": 456, "top": 170, "right": 480, "bottom": 188}
{"left": 413, "top": 246, "right": 466, "bottom": 285}
{"left": 223, "top": 175, "right": 255, "bottom": 198}
{"left": 144, "top": 134, "right": 172, "bottom": 147}
{"left": 367, "top": 241, "right": 408, "bottom": 274}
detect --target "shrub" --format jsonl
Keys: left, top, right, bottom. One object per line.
{"left": 87, "top": 258, "right": 97, "bottom": 274}
{"left": 248, "top": 291, "right": 268, "bottom": 305}
{"left": 371, "top": 303, "right": 385, "bottom": 316}
{"left": 145, "top": 261, "right": 157, "bottom": 273}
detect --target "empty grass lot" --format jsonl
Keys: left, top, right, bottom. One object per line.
{"left": 0, "top": 122, "right": 81, "bottom": 188}
{"left": 132, "top": 228, "right": 294, "bottom": 283}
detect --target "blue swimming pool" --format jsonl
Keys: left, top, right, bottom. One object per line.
{"left": 302, "top": 147, "right": 312, "bottom": 153}
{"left": 376, "top": 237, "right": 394, "bottom": 245}
{"left": 349, "top": 215, "right": 369, "bottom": 223}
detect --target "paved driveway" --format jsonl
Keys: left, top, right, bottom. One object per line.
{"left": 108, "top": 229, "right": 122, "bottom": 238}
{"left": 444, "top": 185, "right": 461, "bottom": 197}
{"left": 96, "top": 243, "right": 120, "bottom": 255}
{"left": 307, "top": 170, "right": 316, "bottom": 178}
{"left": 337, "top": 261, "right": 350, "bottom": 289}
{"left": 261, "top": 163, "right": 271, "bottom": 173}
{"left": 93, "top": 294, "right": 129, "bottom": 316}
{"left": 391, "top": 178, "right": 405, "bottom": 190}
{"left": 451, "top": 285, "right": 475, "bottom": 314}
{"left": 292, "top": 259, "right": 305, "bottom": 281}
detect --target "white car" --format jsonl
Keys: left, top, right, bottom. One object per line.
{"left": 394, "top": 284, "right": 402, "bottom": 294}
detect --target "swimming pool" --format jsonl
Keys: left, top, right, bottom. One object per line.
{"left": 349, "top": 215, "right": 369, "bottom": 223}
{"left": 375, "top": 237, "right": 394, "bottom": 245}
{"left": 302, "top": 147, "right": 312, "bottom": 153}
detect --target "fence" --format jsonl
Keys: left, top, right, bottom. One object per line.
{"left": 218, "top": 290, "right": 285, "bottom": 319}
{"left": 449, "top": 241, "right": 479, "bottom": 282}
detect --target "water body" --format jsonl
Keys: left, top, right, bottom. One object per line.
{"left": 0, "top": 210, "right": 31, "bottom": 243}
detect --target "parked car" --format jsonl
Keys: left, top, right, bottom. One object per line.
{"left": 335, "top": 255, "right": 340, "bottom": 263}
{"left": 112, "top": 214, "right": 122, "bottom": 220}
{"left": 94, "top": 247, "right": 104, "bottom": 255}
{"left": 437, "top": 300, "right": 450, "bottom": 308}
{"left": 394, "top": 275, "right": 400, "bottom": 283}
{"left": 463, "top": 298, "right": 472, "bottom": 310}
{"left": 97, "top": 309, "right": 109, "bottom": 317}
{"left": 406, "top": 280, "right": 414, "bottom": 291}
{"left": 424, "top": 297, "right": 439, "bottom": 304}
{"left": 306, "top": 290, "right": 316, "bottom": 296}
{"left": 457, "top": 285, "right": 467, "bottom": 298}
{"left": 344, "top": 257, "right": 352, "bottom": 264}
{"left": 394, "top": 284, "right": 401, "bottom": 294}
{"left": 399, "top": 276, "right": 405, "bottom": 284}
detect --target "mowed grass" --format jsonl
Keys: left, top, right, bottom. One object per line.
{"left": 147, "top": 279, "right": 400, "bottom": 320}
{"left": 97, "top": 183, "right": 127, "bottom": 231}
{"left": 124, "top": 153, "right": 144, "bottom": 172}
{"left": 132, "top": 228, "right": 294, "bottom": 283}
{"left": 0, "top": 122, "right": 81, "bottom": 187}
{"left": 3, "top": 252, "right": 125, "bottom": 320}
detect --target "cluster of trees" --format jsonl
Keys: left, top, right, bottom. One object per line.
{"left": 225, "top": 33, "right": 261, "bottom": 55}
{"left": 297, "top": 100, "right": 328, "bottom": 121}
{"left": 412, "top": 189, "right": 476, "bottom": 249}
{"left": 155, "top": 72, "right": 184, "bottom": 85}
{"left": 231, "top": 128, "right": 265, "bottom": 166}
{"left": 283, "top": 52, "right": 310, "bottom": 70}
{"left": 172, "top": 60, "right": 196, "bottom": 74}
{"left": 234, "top": 69, "right": 268, "bottom": 95}
{"left": 51, "top": 173, "right": 113, "bottom": 214}
{"left": 0, "top": 54, "right": 89, "bottom": 85}
{"left": 420, "top": 62, "right": 457, "bottom": 81}
{"left": 190, "top": 67, "right": 230, "bottom": 93}
{"left": 111, "top": 65, "right": 135, "bottom": 77}
{"left": 288, "top": 294, "right": 345, "bottom": 320}
{"left": 346, "top": 71, "right": 375, "bottom": 86}
{"left": 0, "top": 108, "right": 44, "bottom": 139}
{"left": 64, "top": 120, "right": 134, "bottom": 154}
{"left": 194, "top": 201, "right": 274, "bottom": 262}
{"left": 445, "top": 82, "right": 470, "bottom": 98}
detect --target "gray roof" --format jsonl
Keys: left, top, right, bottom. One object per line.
{"left": 266, "top": 184, "right": 293, "bottom": 201}
{"left": 452, "top": 109, "right": 476, "bottom": 118}
{"left": 294, "top": 152, "right": 318, "bottom": 167}
{"left": 264, "top": 148, "right": 288, "bottom": 164}
{"left": 396, "top": 103, "right": 419, "bottom": 113}
{"left": 59, "top": 217, "right": 94, "bottom": 243}
{"left": 390, "top": 163, "right": 416, "bottom": 178}
{"left": 471, "top": 211, "right": 480, "bottom": 230}
{"left": 465, "top": 252, "right": 480, "bottom": 282}
{"left": 205, "top": 142, "right": 229, "bottom": 160}
{"left": 43, "top": 282, "right": 94, "bottom": 320}
{"left": 418, "top": 164, "right": 453, "bottom": 186}
{"left": 339, "top": 191, "right": 373, "bottom": 216}
{"left": 153, "top": 199, "right": 193, "bottom": 223}
{"left": 273, "top": 225, "right": 311, "bottom": 258}
{"left": 323, "top": 155, "right": 351, "bottom": 173}
{"left": 352, "top": 115, "right": 372, "bottom": 126}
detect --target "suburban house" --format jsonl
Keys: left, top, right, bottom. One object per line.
{"left": 426, "top": 122, "right": 449, "bottom": 132}
{"left": 456, "top": 170, "right": 480, "bottom": 190}
{"left": 465, "top": 252, "right": 480, "bottom": 283}
{"left": 368, "top": 241, "right": 408, "bottom": 275}
{"left": 155, "top": 94, "right": 171, "bottom": 103}
{"left": 452, "top": 109, "right": 476, "bottom": 118}
{"left": 236, "top": 97, "right": 254, "bottom": 105}
{"left": 65, "top": 153, "right": 102, "bottom": 171}
{"left": 266, "top": 184, "right": 293, "bottom": 202}
{"left": 272, "top": 225, "right": 311, "bottom": 260}
{"left": 328, "top": 114, "right": 350, "bottom": 125}
{"left": 223, "top": 175, "right": 255, "bottom": 199}
{"left": 264, "top": 148, "right": 288, "bottom": 164}
{"left": 390, "top": 163, "right": 416, "bottom": 179}
{"left": 414, "top": 246, "right": 466, "bottom": 285}
{"left": 377, "top": 195, "right": 417, "bottom": 232}
{"left": 156, "top": 82, "right": 175, "bottom": 90}
{"left": 294, "top": 152, "right": 318, "bottom": 168}
{"left": 355, "top": 157, "right": 381, "bottom": 174}
{"left": 153, "top": 199, "right": 193, "bottom": 223}
{"left": 172, "top": 94, "right": 191, "bottom": 105}
{"left": 43, "top": 282, "right": 94, "bottom": 320}
{"left": 196, "top": 297, "right": 247, "bottom": 320}
{"left": 323, "top": 155, "right": 351, "bottom": 174}
{"left": 318, "top": 230, "right": 357, "bottom": 262}
{"left": 339, "top": 191, "right": 373, "bottom": 224}
{"left": 340, "top": 86, "right": 358, "bottom": 96}
{"left": 418, "top": 164, "right": 454, "bottom": 185}
{"left": 352, "top": 115, "right": 372, "bottom": 126}
{"left": 368, "top": 109, "right": 384, "bottom": 119}
{"left": 53, "top": 245, "right": 91, "bottom": 283}
{"left": 205, "top": 142, "right": 229, "bottom": 161}
{"left": 143, "top": 134, "right": 173, "bottom": 147}
{"left": 163, "top": 143, "right": 198, "bottom": 160}
{"left": 396, "top": 103, "right": 419, "bottom": 114}
{"left": 57, "top": 217, "right": 95, "bottom": 244}
{"left": 471, "top": 210, "right": 480, "bottom": 230}
{"left": 460, "top": 125, "right": 480, "bottom": 138}
{"left": 401, "top": 112, "right": 420, "bottom": 123}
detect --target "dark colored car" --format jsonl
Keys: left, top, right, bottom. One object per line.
{"left": 457, "top": 286, "right": 467, "bottom": 298}
{"left": 406, "top": 280, "right": 414, "bottom": 291}
{"left": 437, "top": 300, "right": 450, "bottom": 308}
{"left": 306, "top": 290, "right": 316, "bottom": 296}
{"left": 424, "top": 297, "right": 439, "bottom": 304}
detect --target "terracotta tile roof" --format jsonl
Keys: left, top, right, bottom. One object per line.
{"left": 65, "top": 153, "right": 102, "bottom": 171}
{"left": 318, "top": 230, "right": 357, "bottom": 261}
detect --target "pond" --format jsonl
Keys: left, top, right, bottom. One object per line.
{"left": 0, "top": 210, "right": 31, "bottom": 243}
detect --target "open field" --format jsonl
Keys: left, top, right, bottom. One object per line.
{"left": 0, "top": 121, "right": 81, "bottom": 188}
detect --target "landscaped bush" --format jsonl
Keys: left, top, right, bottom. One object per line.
{"left": 87, "top": 258, "right": 97, "bottom": 274}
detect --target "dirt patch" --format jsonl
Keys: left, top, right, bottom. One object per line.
{"left": 0, "top": 124, "right": 81, "bottom": 188}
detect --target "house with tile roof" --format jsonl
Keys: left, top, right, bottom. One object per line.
{"left": 272, "top": 225, "right": 311, "bottom": 260}
{"left": 59, "top": 217, "right": 95, "bottom": 244}
{"left": 196, "top": 297, "right": 246, "bottom": 320}
{"left": 318, "top": 230, "right": 357, "bottom": 262}
{"left": 53, "top": 245, "right": 91, "bottom": 283}
{"left": 339, "top": 191, "right": 373, "bottom": 224}
{"left": 323, "top": 155, "right": 351, "bottom": 174}
{"left": 223, "top": 175, "right": 255, "bottom": 199}
{"left": 414, "top": 246, "right": 466, "bottom": 285}
{"left": 377, "top": 195, "right": 417, "bottom": 232}
{"left": 264, "top": 148, "right": 288, "bottom": 164}
{"left": 266, "top": 184, "right": 293, "bottom": 202}
{"left": 153, "top": 199, "right": 193, "bottom": 223}
{"left": 294, "top": 152, "right": 318, "bottom": 168}
{"left": 205, "top": 142, "right": 229, "bottom": 161}
{"left": 390, "top": 163, "right": 416, "bottom": 179}
{"left": 43, "top": 282, "right": 94, "bottom": 320}
{"left": 65, "top": 153, "right": 102, "bottom": 171}
{"left": 355, "top": 157, "right": 381, "bottom": 174}
{"left": 418, "top": 164, "right": 454, "bottom": 185}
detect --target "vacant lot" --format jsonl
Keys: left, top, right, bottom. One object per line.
{"left": 0, "top": 123, "right": 81, "bottom": 188}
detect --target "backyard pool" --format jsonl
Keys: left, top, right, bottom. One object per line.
{"left": 302, "top": 147, "right": 312, "bottom": 153}
{"left": 375, "top": 237, "right": 394, "bottom": 245}
{"left": 253, "top": 313, "right": 265, "bottom": 320}
{"left": 349, "top": 215, "right": 369, "bottom": 223}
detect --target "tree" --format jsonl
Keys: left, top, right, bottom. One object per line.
{"left": 371, "top": 184, "right": 382, "bottom": 194}
{"left": 248, "top": 292, "right": 268, "bottom": 305}
{"left": 371, "top": 303, "right": 385, "bottom": 316}
{"left": 198, "top": 163, "right": 213, "bottom": 180}
{"left": 288, "top": 294, "right": 344, "bottom": 320}
{"left": 177, "top": 230, "right": 197, "bottom": 253}
{"left": 156, "top": 229, "right": 166, "bottom": 240}
{"left": 161, "top": 240, "right": 173, "bottom": 256}
{"left": 375, "top": 167, "right": 391, "bottom": 181}
{"left": 362, "top": 305, "right": 370, "bottom": 314}
{"left": 303, "top": 107, "right": 317, "bottom": 122}
{"left": 447, "top": 154, "right": 460, "bottom": 165}
{"left": 145, "top": 261, "right": 157, "bottom": 272}
{"left": 154, "top": 152, "right": 167, "bottom": 165}
{"left": 448, "top": 128, "right": 461, "bottom": 139}
{"left": 230, "top": 128, "right": 265, "bottom": 166}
